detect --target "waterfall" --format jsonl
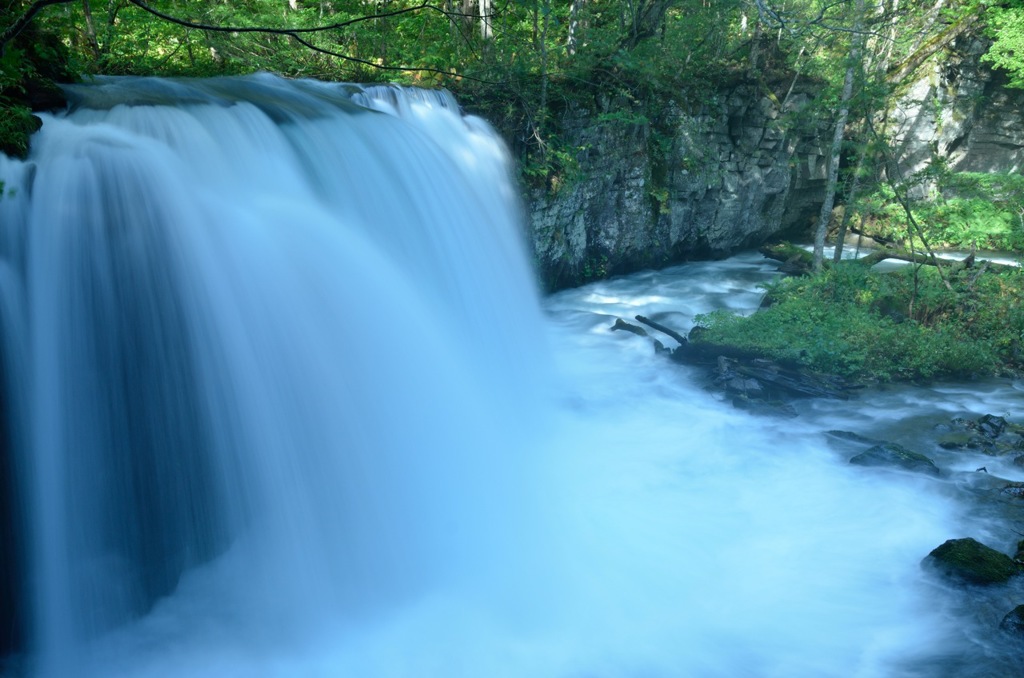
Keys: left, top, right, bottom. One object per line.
{"left": 2, "top": 74, "right": 1022, "bottom": 677}
{"left": 0, "top": 74, "right": 550, "bottom": 675}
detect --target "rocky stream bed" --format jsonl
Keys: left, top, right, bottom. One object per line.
{"left": 612, "top": 312, "right": 1024, "bottom": 671}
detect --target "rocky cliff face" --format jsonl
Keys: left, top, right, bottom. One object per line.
{"left": 891, "top": 37, "right": 1024, "bottom": 180}
{"left": 527, "top": 84, "right": 831, "bottom": 290}
{"left": 527, "top": 38, "right": 1024, "bottom": 291}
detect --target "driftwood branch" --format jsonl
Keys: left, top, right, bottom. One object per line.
{"left": 853, "top": 248, "right": 1019, "bottom": 273}
{"left": 635, "top": 315, "right": 688, "bottom": 346}
{"left": 610, "top": 318, "right": 648, "bottom": 337}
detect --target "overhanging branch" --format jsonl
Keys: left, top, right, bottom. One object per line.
{"left": 3, "top": 0, "right": 502, "bottom": 82}
{"left": 1, "top": 0, "right": 75, "bottom": 54}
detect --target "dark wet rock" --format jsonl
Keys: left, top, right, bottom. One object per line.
{"left": 923, "top": 537, "right": 1021, "bottom": 586}
{"left": 725, "top": 375, "right": 765, "bottom": 398}
{"left": 1000, "top": 482, "right": 1024, "bottom": 499}
{"left": 977, "top": 414, "right": 1008, "bottom": 439}
{"left": 937, "top": 414, "right": 1024, "bottom": 456}
{"left": 679, "top": 348, "right": 852, "bottom": 403}
{"left": 1014, "top": 455, "right": 1024, "bottom": 468}
{"left": 999, "top": 605, "right": 1024, "bottom": 636}
{"left": 1014, "top": 540, "right": 1024, "bottom": 564}
{"left": 850, "top": 442, "right": 941, "bottom": 476}
{"left": 938, "top": 432, "right": 996, "bottom": 452}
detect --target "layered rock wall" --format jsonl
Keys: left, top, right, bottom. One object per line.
{"left": 891, "top": 37, "right": 1024, "bottom": 181}
{"left": 527, "top": 84, "right": 830, "bottom": 289}
{"left": 527, "top": 38, "right": 1024, "bottom": 290}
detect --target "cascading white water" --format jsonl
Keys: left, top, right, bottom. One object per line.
{"left": 0, "top": 74, "right": 551, "bottom": 675}
{"left": 1, "top": 74, "right": 1022, "bottom": 677}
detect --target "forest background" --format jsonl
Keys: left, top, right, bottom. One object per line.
{"left": 3, "top": 0, "right": 1024, "bottom": 382}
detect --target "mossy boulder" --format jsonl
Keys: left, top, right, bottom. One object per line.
{"left": 938, "top": 415, "right": 1024, "bottom": 456}
{"left": 849, "top": 442, "right": 941, "bottom": 476}
{"left": 923, "top": 537, "right": 1021, "bottom": 586}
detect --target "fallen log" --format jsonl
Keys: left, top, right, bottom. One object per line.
{"left": 610, "top": 318, "right": 648, "bottom": 337}
{"left": 635, "top": 315, "right": 687, "bottom": 347}
{"left": 761, "top": 242, "right": 1018, "bottom": 275}
{"left": 854, "top": 248, "right": 1017, "bottom": 273}
{"left": 759, "top": 242, "right": 814, "bottom": 276}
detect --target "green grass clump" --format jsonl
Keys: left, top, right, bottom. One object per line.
{"left": 693, "top": 262, "right": 1024, "bottom": 382}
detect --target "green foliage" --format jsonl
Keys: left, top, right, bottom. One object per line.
{"left": 983, "top": 1, "right": 1024, "bottom": 88}
{"left": 0, "top": 99, "right": 40, "bottom": 157}
{"left": 852, "top": 172, "right": 1024, "bottom": 251}
{"left": 0, "top": 5, "right": 74, "bottom": 158}
{"left": 693, "top": 262, "right": 1024, "bottom": 382}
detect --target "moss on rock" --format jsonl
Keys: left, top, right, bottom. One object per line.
{"left": 849, "top": 442, "right": 941, "bottom": 476}
{"left": 923, "top": 537, "right": 1021, "bottom": 586}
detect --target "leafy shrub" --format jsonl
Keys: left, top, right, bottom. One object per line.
{"left": 852, "top": 173, "right": 1024, "bottom": 252}
{"left": 693, "top": 262, "right": 1023, "bottom": 382}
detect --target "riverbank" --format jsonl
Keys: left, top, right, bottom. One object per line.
{"left": 683, "top": 243, "right": 1024, "bottom": 385}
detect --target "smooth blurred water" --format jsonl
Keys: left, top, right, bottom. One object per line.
{"left": 1, "top": 75, "right": 1021, "bottom": 677}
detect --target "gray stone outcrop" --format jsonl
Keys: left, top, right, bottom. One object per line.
{"left": 526, "top": 37, "right": 1024, "bottom": 290}
{"left": 891, "top": 37, "right": 1024, "bottom": 182}
{"left": 528, "top": 85, "right": 829, "bottom": 289}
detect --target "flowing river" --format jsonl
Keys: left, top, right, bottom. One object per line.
{"left": 0, "top": 75, "right": 1021, "bottom": 677}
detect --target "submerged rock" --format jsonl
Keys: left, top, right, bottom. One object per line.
{"left": 923, "top": 537, "right": 1021, "bottom": 586}
{"left": 825, "top": 430, "right": 885, "bottom": 446}
{"left": 849, "top": 442, "right": 941, "bottom": 476}
{"left": 999, "top": 605, "right": 1024, "bottom": 636}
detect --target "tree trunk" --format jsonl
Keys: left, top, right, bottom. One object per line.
{"left": 567, "top": 0, "right": 585, "bottom": 55}
{"left": 479, "top": 0, "right": 492, "bottom": 39}
{"left": 812, "top": 61, "right": 856, "bottom": 271}
{"left": 81, "top": 0, "right": 102, "bottom": 60}
{"left": 812, "top": 0, "right": 864, "bottom": 272}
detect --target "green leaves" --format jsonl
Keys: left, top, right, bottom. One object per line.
{"left": 693, "top": 262, "right": 1023, "bottom": 382}
{"left": 983, "top": 1, "right": 1024, "bottom": 88}
{"left": 852, "top": 171, "right": 1024, "bottom": 252}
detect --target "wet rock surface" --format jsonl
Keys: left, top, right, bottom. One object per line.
{"left": 849, "top": 441, "right": 942, "bottom": 477}
{"left": 923, "top": 537, "right": 1022, "bottom": 586}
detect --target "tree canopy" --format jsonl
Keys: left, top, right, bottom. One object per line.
{"left": 2, "top": 0, "right": 1024, "bottom": 213}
